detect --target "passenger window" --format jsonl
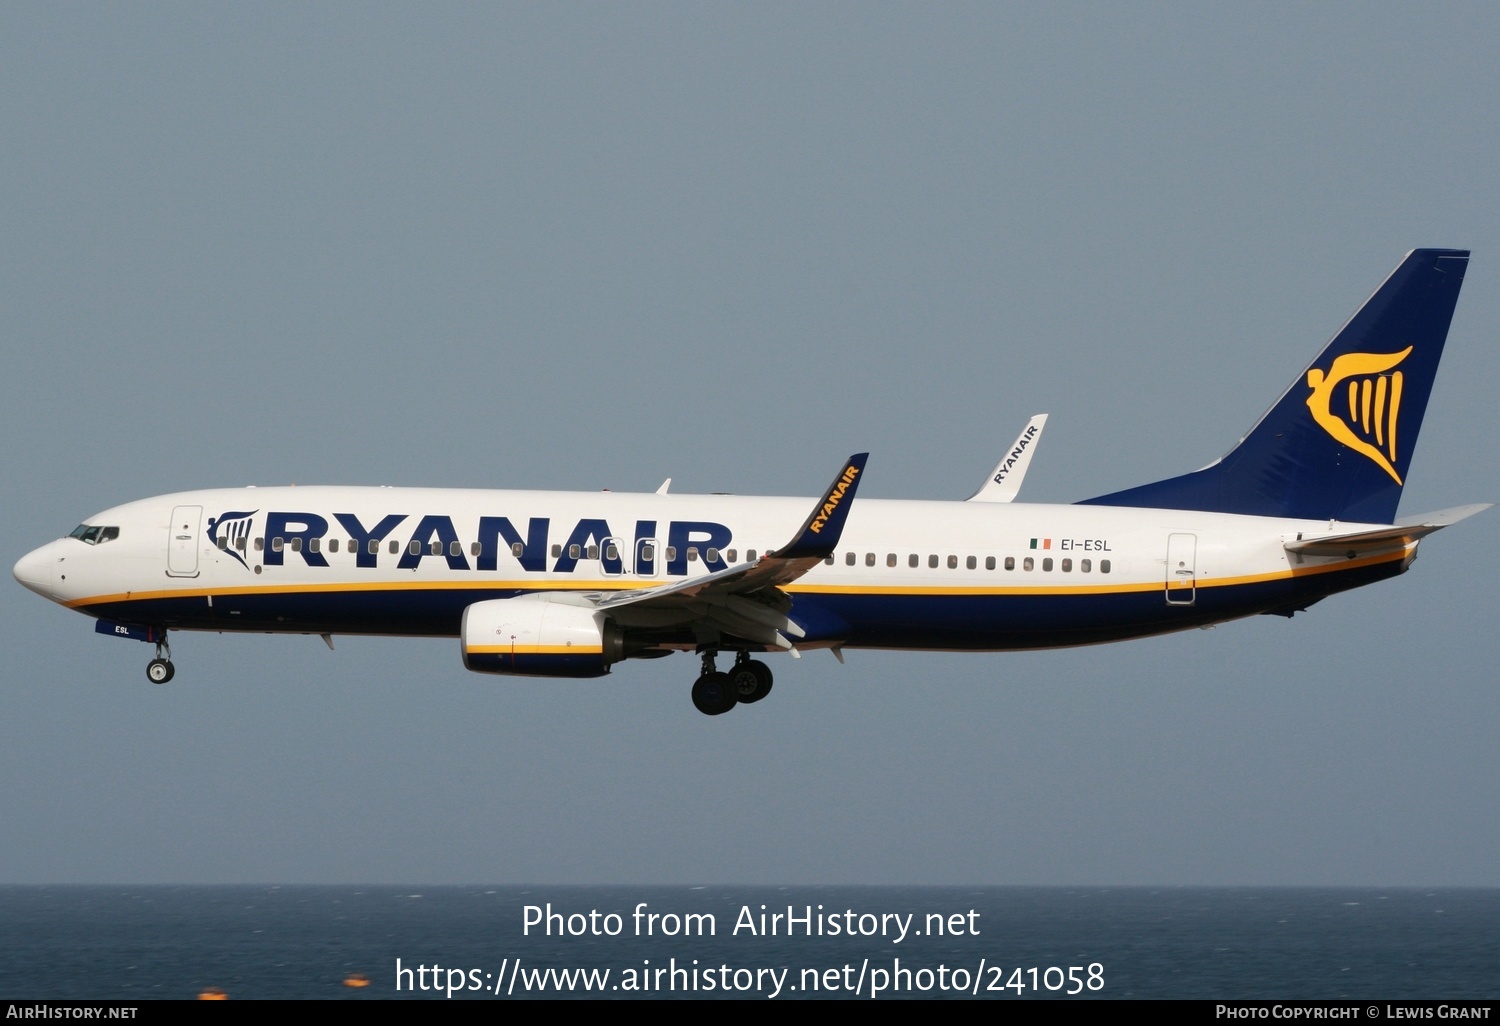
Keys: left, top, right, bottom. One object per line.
{"left": 707, "top": 547, "right": 719, "bottom": 562}
{"left": 450, "top": 541, "right": 462, "bottom": 557}
{"left": 928, "top": 554, "right": 938, "bottom": 569}
{"left": 606, "top": 544, "right": 619, "bottom": 561}
{"left": 255, "top": 538, "right": 264, "bottom": 552}
{"left": 865, "top": 552, "right": 875, "bottom": 567}
{"left": 664, "top": 547, "right": 676, "bottom": 562}
{"left": 272, "top": 538, "right": 285, "bottom": 552}
{"left": 587, "top": 544, "right": 599, "bottom": 560}
{"left": 236, "top": 537, "right": 247, "bottom": 552}
{"left": 368, "top": 539, "right": 379, "bottom": 555}
{"left": 1101, "top": 559, "right": 1111, "bottom": 573}
{"left": 846, "top": 552, "right": 856, "bottom": 566}
{"left": 1043, "top": 557, "right": 1053, "bottom": 571}
{"left": 909, "top": 554, "right": 919, "bottom": 568}
{"left": 389, "top": 540, "right": 400, "bottom": 555}
{"left": 1081, "top": 559, "right": 1091, "bottom": 572}
{"left": 216, "top": 536, "right": 228, "bottom": 550}
{"left": 470, "top": 542, "right": 481, "bottom": 557}
{"left": 329, "top": 539, "right": 339, "bottom": 553}
{"left": 966, "top": 555, "right": 977, "bottom": 570}
{"left": 687, "top": 547, "right": 699, "bottom": 562}
{"left": 308, "top": 538, "right": 320, "bottom": 554}
{"left": 824, "top": 556, "right": 834, "bottom": 565}
{"left": 512, "top": 542, "right": 525, "bottom": 558}
{"left": 551, "top": 544, "right": 562, "bottom": 558}
{"left": 947, "top": 555, "right": 957, "bottom": 569}
{"left": 1023, "top": 557, "right": 1034, "bottom": 571}
{"left": 1005, "top": 556, "right": 1015, "bottom": 570}
{"left": 746, "top": 549, "right": 757, "bottom": 561}
{"left": 1061, "top": 558, "right": 1071, "bottom": 572}
{"left": 725, "top": 549, "right": 736, "bottom": 563}
{"left": 887, "top": 553, "right": 897, "bottom": 567}
{"left": 568, "top": 544, "right": 580, "bottom": 559}
{"left": 290, "top": 537, "right": 303, "bottom": 553}
{"left": 985, "top": 556, "right": 995, "bottom": 570}
{"left": 409, "top": 541, "right": 422, "bottom": 555}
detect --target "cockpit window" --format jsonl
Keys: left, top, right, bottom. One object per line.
{"left": 68, "top": 524, "right": 119, "bottom": 545}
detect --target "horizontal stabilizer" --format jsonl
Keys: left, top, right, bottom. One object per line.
{"left": 1395, "top": 503, "right": 1493, "bottom": 529}
{"left": 1286, "top": 503, "right": 1489, "bottom": 557}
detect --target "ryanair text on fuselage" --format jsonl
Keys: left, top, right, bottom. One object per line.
{"left": 223, "top": 511, "right": 735, "bottom": 577}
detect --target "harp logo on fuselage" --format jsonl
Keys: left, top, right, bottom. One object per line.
{"left": 1305, "top": 346, "right": 1412, "bottom": 485}
{"left": 206, "top": 510, "right": 258, "bottom": 570}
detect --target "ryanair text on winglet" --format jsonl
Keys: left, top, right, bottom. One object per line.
{"left": 809, "top": 464, "right": 862, "bottom": 534}
{"left": 993, "top": 424, "right": 1039, "bottom": 485}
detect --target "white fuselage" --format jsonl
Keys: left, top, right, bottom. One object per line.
{"left": 14, "top": 485, "right": 1413, "bottom": 653}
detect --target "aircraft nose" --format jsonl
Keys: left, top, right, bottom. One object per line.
{"left": 13, "top": 542, "right": 58, "bottom": 598}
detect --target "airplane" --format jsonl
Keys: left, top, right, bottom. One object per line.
{"left": 13, "top": 249, "right": 1486, "bottom": 715}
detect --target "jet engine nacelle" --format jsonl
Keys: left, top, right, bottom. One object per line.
{"left": 461, "top": 594, "right": 622, "bottom": 678}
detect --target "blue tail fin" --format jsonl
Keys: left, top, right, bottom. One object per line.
{"left": 1079, "top": 249, "right": 1469, "bottom": 523}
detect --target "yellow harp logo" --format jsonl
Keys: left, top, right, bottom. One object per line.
{"left": 1305, "top": 347, "right": 1412, "bottom": 485}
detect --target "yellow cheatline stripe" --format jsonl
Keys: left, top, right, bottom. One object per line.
{"left": 64, "top": 546, "right": 1410, "bottom": 609}
{"left": 787, "top": 580, "right": 1159, "bottom": 597}
{"left": 467, "top": 645, "right": 602, "bottom": 655}
{"left": 784, "top": 547, "right": 1409, "bottom": 597}
{"left": 64, "top": 578, "right": 639, "bottom": 609}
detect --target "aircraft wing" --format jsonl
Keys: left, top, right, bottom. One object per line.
{"left": 588, "top": 454, "right": 868, "bottom": 649}
{"left": 1285, "top": 503, "right": 1490, "bottom": 557}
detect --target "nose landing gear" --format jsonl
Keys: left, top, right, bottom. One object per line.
{"left": 146, "top": 633, "right": 175, "bottom": 684}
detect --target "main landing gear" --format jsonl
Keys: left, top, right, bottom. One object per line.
{"left": 690, "top": 650, "right": 773, "bottom": 716}
{"left": 146, "top": 633, "right": 175, "bottom": 685}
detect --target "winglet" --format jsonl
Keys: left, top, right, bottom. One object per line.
{"left": 968, "top": 414, "right": 1047, "bottom": 502}
{"left": 590, "top": 452, "right": 870, "bottom": 617}
{"left": 775, "top": 453, "right": 869, "bottom": 560}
